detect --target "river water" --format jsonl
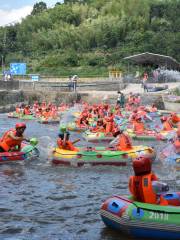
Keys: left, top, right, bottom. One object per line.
{"left": 0, "top": 111, "right": 179, "bottom": 240}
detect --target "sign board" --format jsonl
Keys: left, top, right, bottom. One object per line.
{"left": 10, "top": 63, "right": 26, "bottom": 75}
{"left": 31, "top": 75, "right": 39, "bottom": 81}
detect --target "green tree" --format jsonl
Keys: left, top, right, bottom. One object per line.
{"left": 31, "top": 1, "right": 47, "bottom": 15}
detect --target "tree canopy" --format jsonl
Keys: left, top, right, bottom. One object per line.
{"left": 31, "top": 1, "right": 47, "bottom": 15}
{"left": 0, "top": 0, "right": 179, "bottom": 76}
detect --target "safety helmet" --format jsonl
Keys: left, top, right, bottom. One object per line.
{"left": 160, "top": 116, "right": 167, "bottom": 122}
{"left": 135, "top": 116, "right": 141, "bottom": 121}
{"left": 177, "top": 129, "right": 180, "bottom": 137}
{"left": 15, "top": 122, "right": 26, "bottom": 129}
{"left": 132, "top": 157, "right": 152, "bottom": 176}
{"left": 59, "top": 124, "right": 66, "bottom": 132}
{"left": 30, "top": 138, "right": 38, "bottom": 146}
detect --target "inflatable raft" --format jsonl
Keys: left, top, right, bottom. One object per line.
{"left": 38, "top": 118, "right": 59, "bottom": 124}
{"left": 82, "top": 131, "right": 114, "bottom": 143}
{"left": 0, "top": 139, "right": 39, "bottom": 164}
{"left": 52, "top": 146, "right": 155, "bottom": 166}
{"left": 163, "top": 155, "right": 180, "bottom": 170}
{"left": 100, "top": 195, "right": 180, "bottom": 240}
{"left": 160, "top": 150, "right": 180, "bottom": 170}
{"left": 72, "top": 112, "right": 81, "bottom": 118}
{"left": 7, "top": 112, "right": 19, "bottom": 118}
{"left": 127, "top": 129, "right": 175, "bottom": 141}
{"left": 65, "top": 122, "right": 88, "bottom": 132}
{"left": 7, "top": 112, "right": 36, "bottom": 120}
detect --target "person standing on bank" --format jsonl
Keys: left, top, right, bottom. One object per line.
{"left": 68, "top": 75, "right": 72, "bottom": 91}
{"left": 72, "top": 75, "right": 78, "bottom": 92}
{"left": 117, "top": 91, "right": 125, "bottom": 108}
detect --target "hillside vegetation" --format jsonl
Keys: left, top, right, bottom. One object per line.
{"left": 0, "top": 0, "right": 179, "bottom": 77}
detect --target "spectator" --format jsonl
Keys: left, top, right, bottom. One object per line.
{"left": 117, "top": 91, "right": 125, "bottom": 108}
{"left": 72, "top": 75, "right": 78, "bottom": 92}
{"left": 68, "top": 75, "right": 72, "bottom": 91}
{"left": 143, "top": 82, "right": 148, "bottom": 92}
{"left": 117, "top": 91, "right": 121, "bottom": 106}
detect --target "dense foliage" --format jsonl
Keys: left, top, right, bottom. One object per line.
{"left": 0, "top": 0, "right": 179, "bottom": 76}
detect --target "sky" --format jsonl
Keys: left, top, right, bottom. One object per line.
{"left": 0, "top": 0, "right": 62, "bottom": 26}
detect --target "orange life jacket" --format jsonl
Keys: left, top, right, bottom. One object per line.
{"left": 163, "top": 121, "right": 173, "bottom": 131}
{"left": 105, "top": 121, "right": 113, "bottom": 133}
{"left": 93, "top": 126, "right": 105, "bottom": 133}
{"left": 57, "top": 139, "right": 78, "bottom": 151}
{"left": 129, "top": 173, "right": 158, "bottom": 204}
{"left": 16, "top": 107, "right": 20, "bottom": 114}
{"left": 116, "top": 133, "right": 132, "bottom": 151}
{"left": 0, "top": 129, "right": 23, "bottom": 152}
{"left": 42, "top": 111, "right": 51, "bottom": 118}
{"left": 24, "top": 108, "right": 31, "bottom": 115}
{"left": 174, "top": 139, "right": 180, "bottom": 153}
{"left": 172, "top": 115, "right": 180, "bottom": 124}
{"left": 133, "top": 121, "right": 145, "bottom": 133}
{"left": 50, "top": 110, "right": 58, "bottom": 118}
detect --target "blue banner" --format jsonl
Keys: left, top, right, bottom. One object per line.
{"left": 10, "top": 63, "right": 26, "bottom": 75}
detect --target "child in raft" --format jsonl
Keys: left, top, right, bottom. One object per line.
{"left": 160, "top": 116, "right": 173, "bottom": 131}
{"left": 57, "top": 127, "right": 80, "bottom": 151}
{"left": 172, "top": 128, "right": 180, "bottom": 154}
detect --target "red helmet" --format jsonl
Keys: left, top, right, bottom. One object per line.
{"left": 161, "top": 116, "right": 167, "bottom": 122}
{"left": 15, "top": 122, "right": 26, "bottom": 129}
{"left": 177, "top": 129, "right": 180, "bottom": 137}
{"left": 135, "top": 116, "right": 141, "bottom": 121}
{"left": 82, "top": 113, "right": 88, "bottom": 117}
{"left": 132, "top": 157, "right": 152, "bottom": 176}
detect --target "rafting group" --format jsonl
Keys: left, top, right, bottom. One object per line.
{"left": 8, "top": 102, "right": 70, "bottom": 123}
{"left": 1, "top": 93, "right": 180, "bottom": 239}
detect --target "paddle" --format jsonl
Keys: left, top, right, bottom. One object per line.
{"left": 72, "top": 138, "right": 81, "bottom": 145}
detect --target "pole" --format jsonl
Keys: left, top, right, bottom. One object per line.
{"left": 1, "top": 55, "right": 4, "bottom": 72}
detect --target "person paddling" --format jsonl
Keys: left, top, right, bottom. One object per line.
{"left": 0, "top": 123, "right": 29, "bottom": 152}
{"left": 57, "top": 126, "right": 80, "bottom": 151}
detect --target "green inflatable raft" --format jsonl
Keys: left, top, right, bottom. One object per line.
{"left": 101, "top": 194, "right": 180, "bottom": 239}
{"left": 52, "top": 145, "right": 155, "bottom": 166}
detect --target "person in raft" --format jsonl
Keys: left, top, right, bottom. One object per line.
{"left": 160, "top": 116, "right": 173, "bottom": 131}
{"left": 57, "top": 126, "right": 80, "bottom": 151}
{"left": 109, "top": 129, "right": 132, "bottom": 151}
{"left": 129, "top": 156, "right": 169, "bottom": 205}
{"left": 133, "top": 116, "right": 146, "bottom": 134}
{"left": 0, "top": 122, "right": 29, "bottom": 152}
{"left": 172, "top": 128, "right": 180, "bottom": 154}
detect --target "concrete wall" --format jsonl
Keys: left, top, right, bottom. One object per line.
{"left": 19, "top": 80, "right": 126, "bottom": 92}
{"left": 0, "top": 90, "right": 26, "bottom": 113}
{"left": 0, "top": 80, "right": 19, "bottom": 90}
